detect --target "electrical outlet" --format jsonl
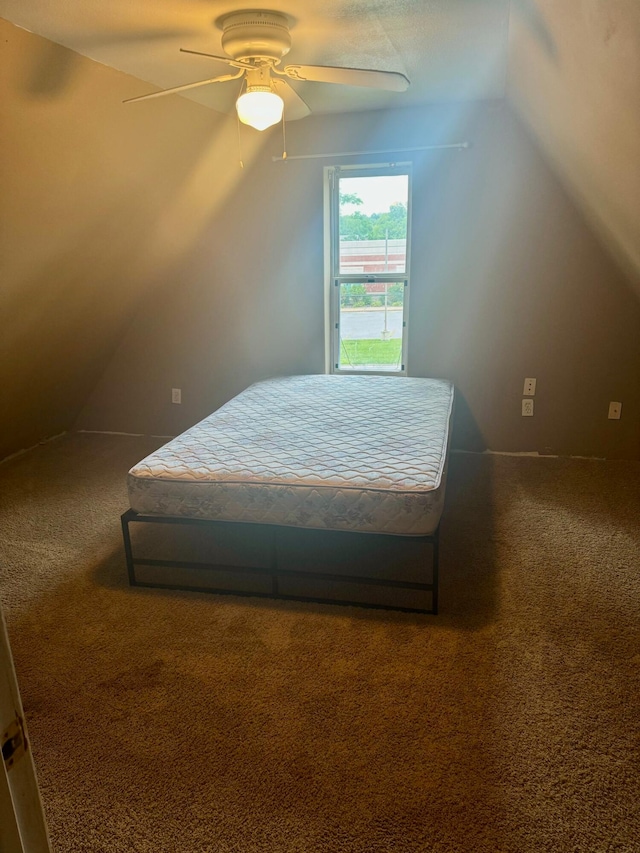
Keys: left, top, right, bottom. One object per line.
{"left": 523, "top": 378, "right": 536, "bottom": 396}
{"left": 522, "top": 399, "right": 534, "bottom": 417}
{"left": 608, "top": 401, "right": 622, "bottom": 420}
{"left": 171, "top": 388, "right": 182, "bottom": 405}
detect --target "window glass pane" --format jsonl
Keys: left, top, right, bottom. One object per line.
{"left": 338, "top": 174, "right": 408, "bottom": 275}
{"left": 337, "top": 281, "right": 404, "bottom": 372}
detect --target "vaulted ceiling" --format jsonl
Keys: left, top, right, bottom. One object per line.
{"left": 1, "top": 0, "right": 638, "bottom": 281}
{"left": 0, "top": 0, "right": 510, "bottom": 115}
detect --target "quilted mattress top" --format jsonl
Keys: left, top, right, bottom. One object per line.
{"left": 129, "top": 374, "right": 454, "bottom": 493}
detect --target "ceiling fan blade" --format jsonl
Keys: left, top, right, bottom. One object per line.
{"left": 272, "top": 78, "right": 311, "bottom": 121}
{"left": 179, "top": 49, "right": 252, "bottom": 69}
{"left": 123, "top": 69, "right": 244, "bottom": 104}
{"left": 283, "top": 64, "right": 409, "bottom": 92}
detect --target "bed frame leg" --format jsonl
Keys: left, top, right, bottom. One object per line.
{"left": 431, "top": 527, "right": 440, "bottom": 615}
{"left": 271, "top": 529, "right": 280, "bottom": 596}
{"left": 121, "top": 510, "right": 137, "bottom": 586}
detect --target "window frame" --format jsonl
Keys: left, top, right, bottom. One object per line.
{"left": 325, "top": 163, "right": 412, "bottom": 377}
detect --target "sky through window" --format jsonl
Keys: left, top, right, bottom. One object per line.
{"left": 339, "top": 175, "right": 408, "bottom": 215}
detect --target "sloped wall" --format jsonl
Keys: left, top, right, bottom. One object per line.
{"left": 77, "top": 102, "right": 640, "bottom": 459}
{"left": 0, "top": 18, "right": 252, "bottom": 460}
{"left": 508, "top": 0, "right": 640, "bottom": 284}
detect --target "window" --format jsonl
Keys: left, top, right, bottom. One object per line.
{"left": 327, "top": 164, "right": 411, "bottom": 375}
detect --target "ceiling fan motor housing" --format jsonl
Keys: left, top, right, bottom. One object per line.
{"left": 220, "top": 11, "right": 292, "bottom": 63}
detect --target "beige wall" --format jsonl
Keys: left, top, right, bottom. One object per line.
{"left": 77, "top": 101, "right": 640, "bottom": 459}
{"left": 508, "top": 0, "right": 640, "bottom": 285}
{"left": 0, "top": 18, "right": 261, "bottom": 460}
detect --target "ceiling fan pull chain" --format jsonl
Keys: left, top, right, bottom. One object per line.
{"left": 281, "top": 110, "right": 287, "bottom": 161}
{"left": 237, "top": 112, "right": 244, "bottom": 169}
{"left": 237, "top": 78, "right": 246, "bottom": 168}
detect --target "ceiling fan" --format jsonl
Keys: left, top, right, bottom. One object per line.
{"left": 123, "top": 9, "right": 410, "bottom": 131}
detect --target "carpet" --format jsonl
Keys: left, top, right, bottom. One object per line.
{"left": 1, "top": 433, "right": 639, "bottom": 852}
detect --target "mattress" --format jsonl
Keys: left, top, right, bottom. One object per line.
{"left": 127, "top": 375, "right": 455, "bottom": 536}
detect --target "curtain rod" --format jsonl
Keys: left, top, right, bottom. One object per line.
{"left": 272, "top": 142, "right": 470, "bottom": 162}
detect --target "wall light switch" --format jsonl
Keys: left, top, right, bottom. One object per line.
{"left": 171, "top": 388, "right": 182, "bottom": 405}
{"left": 522, "top": 399, "right": 534, "bottom": 417}
{"left": 608, "top": 401, "right": 622, "bottom": 420}
{"left": 523, "top": 378, "right": 536, "bottom": 396}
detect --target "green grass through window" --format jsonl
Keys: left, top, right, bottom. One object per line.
{"left": 340, "top": 338, "right": 402, "bottom": 367}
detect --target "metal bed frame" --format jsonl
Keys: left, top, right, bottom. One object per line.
{"left": 120, "top": 509, "right": 440, "bottom": 615}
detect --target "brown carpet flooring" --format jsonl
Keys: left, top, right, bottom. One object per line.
{"left": 1, "top": 433, "right": 639, "bottom": 852}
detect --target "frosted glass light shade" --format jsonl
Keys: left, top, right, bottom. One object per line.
{"left": 236, "top": 88, "right": 284, "bottom": 131}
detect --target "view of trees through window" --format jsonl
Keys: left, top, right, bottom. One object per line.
{"left": 340, "top": 282, "right": 404, "bottom": 308}
{"left": 339, "top": 196, "right": 408, "bottom": 242}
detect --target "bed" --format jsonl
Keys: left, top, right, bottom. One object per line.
{"left": 121, "top": 374, "right": 455, "bottom": 613}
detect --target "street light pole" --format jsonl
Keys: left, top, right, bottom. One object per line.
{"left": 382, "top": 229, "right": 389, "bottom": 338}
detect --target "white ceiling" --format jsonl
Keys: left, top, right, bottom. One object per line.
{"left": 0, "top": 0, "right": 510, "bottom": 117}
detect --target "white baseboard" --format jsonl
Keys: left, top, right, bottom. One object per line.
{"left": 0, "top": 432, "right": 67, "bottom": 467}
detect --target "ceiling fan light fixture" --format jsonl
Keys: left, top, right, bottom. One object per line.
{"left": 236, "top": 86, "right": 284, "bottom": 131}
